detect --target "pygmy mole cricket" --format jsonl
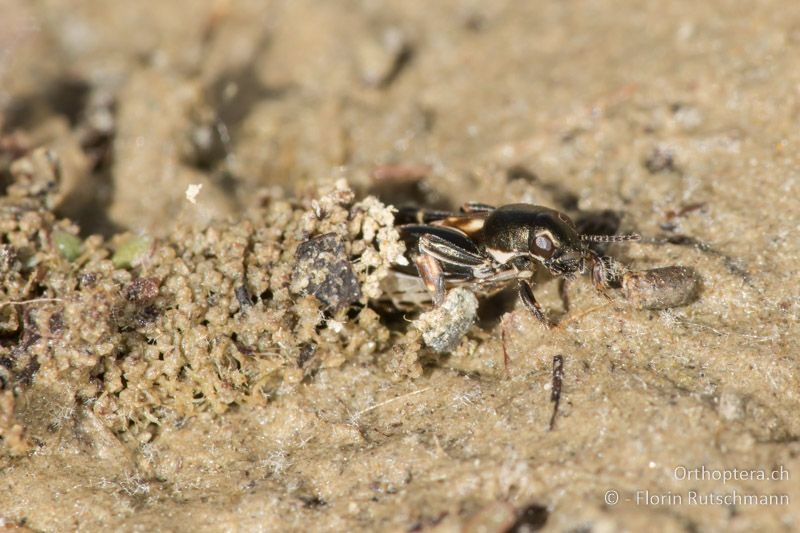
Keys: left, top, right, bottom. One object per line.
{"left": 388, "top": 202, "right": 640, "bottom": 327}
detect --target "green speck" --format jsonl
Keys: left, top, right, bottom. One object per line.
{"left": 112, "top": 235, "right": 152, "bottom": 268}
{"left": 53, "top": 230, "right": 83, "bottom": 262}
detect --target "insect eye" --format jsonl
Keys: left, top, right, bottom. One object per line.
{"left": 531, "top": 233, "right": 556, "bottom": 258}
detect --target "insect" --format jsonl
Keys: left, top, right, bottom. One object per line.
{"left": 390, "top": 202, "right": 640, "bottom": 327}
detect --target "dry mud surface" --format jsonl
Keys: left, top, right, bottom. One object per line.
{"left": 1, "top": 1, "right": 799, "bottom": 532}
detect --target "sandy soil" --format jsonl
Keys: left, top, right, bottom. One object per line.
{"left": 1, "top": 1, "right": 799, "bottom": 531}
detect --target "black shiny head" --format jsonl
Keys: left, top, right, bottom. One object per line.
{"left": 482, "top": 204, "right": 585, "bottom": 275}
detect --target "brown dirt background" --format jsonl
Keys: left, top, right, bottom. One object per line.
{"left": 1, "top": 0, "right": 799, "bottom": 531}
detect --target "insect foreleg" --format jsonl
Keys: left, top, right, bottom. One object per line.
{"left": 414, "top": 254, "right": 446, "bottom": 306}
{"left": 518, "top": 279, "right": 552, "bottom": 327}
{"left": 587, "top": 251, "right": 614, "bottom": 300}
{"left": 418, "top": 233, "right": 489, "bottom": 268}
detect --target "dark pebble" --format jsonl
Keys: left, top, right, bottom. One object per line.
{"left": 292, "top": 233, "right": 362, "bottom": 311}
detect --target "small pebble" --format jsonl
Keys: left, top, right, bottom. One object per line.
{"left": 292, "top": 233, "right": 362, "bottom": 310}
{"left": 0, "top": 245, "right": 19, "bottom": 273}
{"left": 718, "top": 390, "right": 745, "bottom": 422}
{"left": 644, "top": 145, "right": 677, "bottom": 174}
{"left": 234, "top": 285, "right": 253, "bottom": 308}
{"left": 414, "top": 288, "right": 478, "bottom": 353}
{"left": 622, "top": 266, "right": 701, "bottom": 310}
{"left": 126, "top": 277, "right": 160, "bottom": 303}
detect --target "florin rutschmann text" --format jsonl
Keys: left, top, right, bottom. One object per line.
{"left": 635, "top": 489, "right": 788, "bottom": 506}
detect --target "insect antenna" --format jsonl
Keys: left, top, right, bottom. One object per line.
{"left": 580, "top": 233, "right": 641, "bottom": 243}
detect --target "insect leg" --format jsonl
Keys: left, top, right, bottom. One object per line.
{"left": 414, "top": 254, "right": 446, "bottom": 306}
{"left": 460, "top": 202, "right": 496, "bottom": 213}
{"left": 395, "top": 207, "right": 454, "bottom": 225}
{"left": 418, "top": 233, "right": 489, "bottom": 268}
{"left": 588, "top": 251, "right": 613, "bottom": 301}
{"left": 558, "top": 278, "right": 570, "bottom": 312}
{"left": 518, "top": 279, "right": 551, "bottom": 327}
